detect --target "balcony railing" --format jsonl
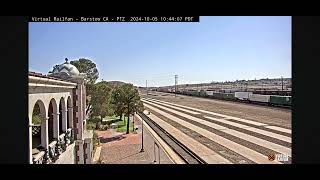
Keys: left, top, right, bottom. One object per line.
{"left": 32, "top": 150, "right": 45, "bottom": 164}
{"left": 48, "top": 140, "right": 58, "bottom": 162}
{"left": 65, "top": 128, "right": 74, "bottom": 144}
{"left": 32, "top": 125, "right": 41, "bottom": 136}
{"left": 32, "top": 128, "right": 74, "bottom": 164}
{"left": 59, "top": 133, "right": 66, "bottom": 151}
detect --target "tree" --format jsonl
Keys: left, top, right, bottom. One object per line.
{"left": 70, "top": 58, "right": 99, "bottom": 84}
{"left": 133, "top": 100, "right": 144, "bottom": 114}
{"left": 119, "top": 83, "right": 144, "bottom": 134}
{"left": 70, "top": 58, "right": 99, "bottom": 115}
{"left": 90, "top": 81, "right": 112, "bottom": 125}
{"left": 49, "top": 64, "right": 60, "bottom": 73}
{"left": 49, "top": 58, "right": 99, "bottom": 115}
{"left": 111, "top": 86, "right": 126, "bottom": 122}
{"left": 32, "top": 104, "right": 41, "bottom": 125}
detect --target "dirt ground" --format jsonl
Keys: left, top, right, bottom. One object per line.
{"left": 140, "top": 91, "right": 291, "bottom": 129}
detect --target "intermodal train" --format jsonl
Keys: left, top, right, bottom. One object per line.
{"left": 159, "top": 89, "right": 291, "bottom": 108}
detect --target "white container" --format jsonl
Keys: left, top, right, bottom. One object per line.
{"left": 235, "top": 92, "right": 253, "bottom": 100}
{"left": 206, "top": 90, "right": 214, "bottom": 96}
{"left": 249, "top": 94, "right": 270, "bottom": 103}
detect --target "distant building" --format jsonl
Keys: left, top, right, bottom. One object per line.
{"left": 29, "top": 58, "right": 93, "bottom": 164}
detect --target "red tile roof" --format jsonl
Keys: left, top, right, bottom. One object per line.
{"left": 28, "top": 71, "right": 74, "bottom": 83}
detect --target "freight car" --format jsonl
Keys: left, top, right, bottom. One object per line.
{"left": 235, "top": 92, "right": 252, "bottom": 100}
{"left": 221, "top": 93, "right": 236, "bottom": 100}
{"left": 270, "top": 95, "right": 291, "bottom": 107}
{"left": 248, "top": 94, "right": 271, "bottom": 105}
{"left": 159, "top": 89, "right": 291, "bottom": 108}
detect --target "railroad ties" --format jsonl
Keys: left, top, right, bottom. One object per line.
{"left": 140, "top": 97, "right": 291, "bottom": 164}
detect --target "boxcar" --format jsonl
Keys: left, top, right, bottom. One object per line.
{"left": 221, "top": 93, "right": 236, "bottom": 100}
{"left": 270, "top": 95, "right": 291, "bottom": 106}
{"left": 211, "top": 92, "right": 223, "bottom": 99}
{"left": 206, "top": 90, "right": 214, "bottom": 96}
{"left": 249, "top": 94, "right": 270, "bottom": 103}
{"left": 235, "top": 92, "right": 253, "bottom": 100}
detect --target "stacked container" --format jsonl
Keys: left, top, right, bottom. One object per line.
{"left": 235, "top": 92, "right": 253, "bottom": 100}
{"left": 249, "top": 94, "right": 271, "bottom": 103}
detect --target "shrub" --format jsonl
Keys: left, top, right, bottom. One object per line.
{"left": 93, "top": 131, "right": 100, "bottom": 145}
{"left": 86, "top": 121, "right": 96, "bottom": 130}
{"left": 32, "top": 115, "right": 41, "bottom": 125}
{"left": 98, "top": 124, "right": 109, "bottom": 131}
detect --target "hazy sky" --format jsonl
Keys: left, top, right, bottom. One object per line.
{"left": 29, "top": 16, "right": 291, "bottom": 87}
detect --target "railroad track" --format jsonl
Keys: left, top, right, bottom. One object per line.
{"left": 137, "top": 112, "right": 207, "bottom": 164}
{"left": 147, "top": 92, "right": 291, "bottom": 110}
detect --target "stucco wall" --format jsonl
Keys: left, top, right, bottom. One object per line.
{"left": 54, "top": 143, "right": 75, "bottom": 164}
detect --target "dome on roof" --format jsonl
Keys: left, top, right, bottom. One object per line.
{"left": 53, "top": 58, "right": 80, "bottom": 77}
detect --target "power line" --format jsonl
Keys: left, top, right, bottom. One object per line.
{"left": 281, "top": 76, "right": 284, "bottom": 91}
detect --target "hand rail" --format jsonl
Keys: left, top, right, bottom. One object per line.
{"left": 33, "top": 151, "right": 45, "bottom": 164}
{"left": 154, "top": 142, "right": 160, "bottom": 164}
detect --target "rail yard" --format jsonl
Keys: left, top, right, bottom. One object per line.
{"left": 138, "top": 90, "right": 291, "bottom": 164}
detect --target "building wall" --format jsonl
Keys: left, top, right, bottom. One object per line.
{"left": 29, "top": 86, "right": 73, "bottom": 164}
{"left": 75, "top": 140, "right": 84, "bottom": 164}
{"left": 29, "top": 75, "right": 92, "bottom": 164}
{"left": 54, "top": 143, "right": 75, "bottom": 164}
{"left": 84, "top": 131, "right": 93, "bottom": 164}
{"left": 28, "top": 91, "right": 72, "bottom": 120}
{"left": 73, "top": 83, "right": 85, "bottom": 141}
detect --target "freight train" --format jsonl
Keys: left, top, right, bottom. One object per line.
{"left": 160, "top": 89, "right": 291, "bottom": 108}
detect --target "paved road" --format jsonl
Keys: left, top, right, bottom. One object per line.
{"left": 140, "top": 93, "right": 291, "bottom": 164}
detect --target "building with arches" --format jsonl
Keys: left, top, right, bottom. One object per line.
{"left": 28, "top": 58, "right": 93, "bottom": 164}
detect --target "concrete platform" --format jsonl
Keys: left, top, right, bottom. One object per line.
{"left": 96, "top": 116, "right": 173, "bottom": 164}
{"left": 141, "top": 110, "right": 231, "bottom": 164}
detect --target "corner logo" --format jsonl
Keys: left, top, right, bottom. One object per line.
{"left": 268, "top": 154, "right": 276, "bottom": 161}
{"left": 268, "top": 153, "right": 289, "bottom": 162}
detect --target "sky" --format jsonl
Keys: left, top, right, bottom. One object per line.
{"left": 29, "top": 16, "right": 291, "bottom": 87}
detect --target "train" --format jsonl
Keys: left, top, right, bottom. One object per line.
{"left": 159, "top": 89, "right": 291, "bottom": 108}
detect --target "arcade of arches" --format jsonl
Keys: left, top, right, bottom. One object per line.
{"left": 29, "top": 69, "right": 93, "bottom": 164}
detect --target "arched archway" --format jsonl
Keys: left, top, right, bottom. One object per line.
{"left": 67, "top": 96, "right": 73, "bottom": 129}
{"left": 48, "top": 98, "right": 58, "bottom": 143}
{"left": 31, "top": 100, "right": 46, "bottom": 149}
{"left": 59, "top": 97, "right": 66, "bottom": 134}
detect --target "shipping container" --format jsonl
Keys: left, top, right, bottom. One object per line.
{"left": 223, "top": 89, "right": 232, "bottom": 93}
{"left": 270, "top": 95, "right": 291, "bottom": 106}
{"left": 221, "top": 93, "right": 235, "bottom": 100}
{"left": 211, "top": 92, "right": 223, "bottom": 99}
{"left": 206, "top": 90, "right": 214, "bottom": 96}
{"left": 249, "top": 94, "right": 270, "bottom": 103}
{"left": 235, "top": 92, "right": 253, "bottom": 100}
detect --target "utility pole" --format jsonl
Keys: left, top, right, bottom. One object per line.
{"left": 140, "top": 113, "right": 144, "bottom": 152}
{"left": 281, "top": 76, "right": 284, "bottom": 91}
{"left": 175, "top": 75, "right": 178, "bottom": 97}
{"left": 146, "top": 80, "right": 148, "bottom": 97}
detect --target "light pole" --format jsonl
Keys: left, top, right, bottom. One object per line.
{"left": 132, "top": 112, "right": 134, "bottom": 132}
{"left": 132, "top": 103, "right": 137, "bottom": 132}
{"left": 140, "top": 112, "right": 144, "bottom": 153}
